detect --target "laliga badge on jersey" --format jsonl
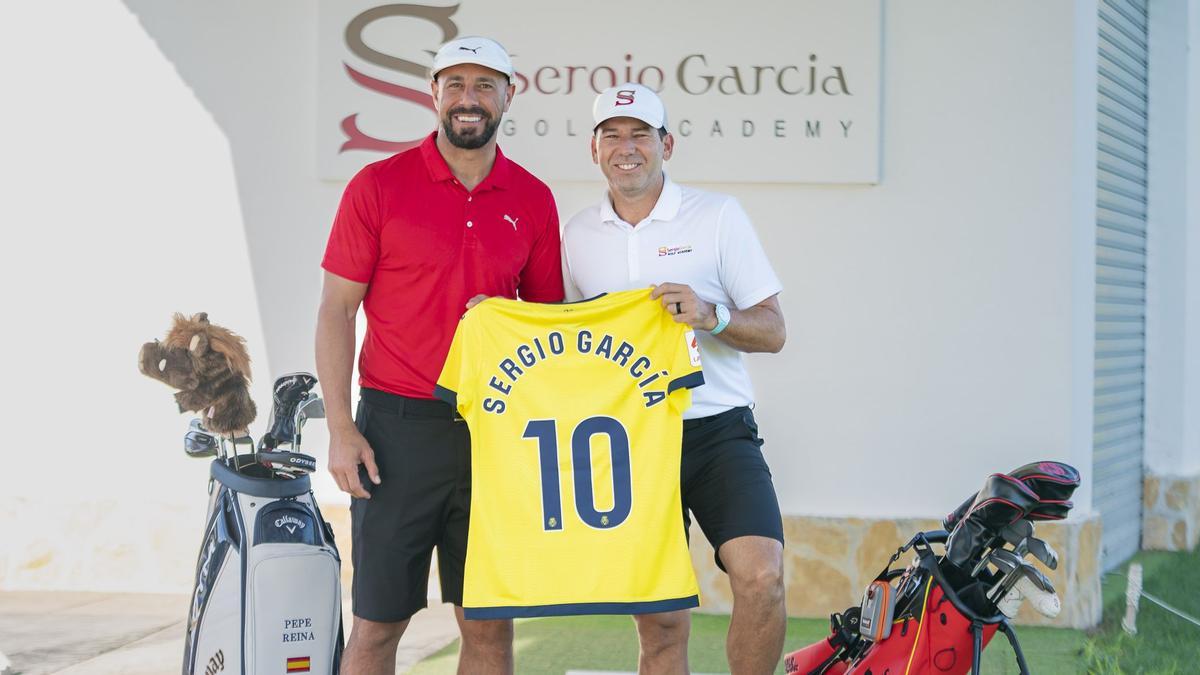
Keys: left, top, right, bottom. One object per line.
{"left": 685, "top": 330, "right": 702, "bottom": 367}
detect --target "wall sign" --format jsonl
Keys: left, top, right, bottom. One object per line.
{"left": 318, "top": 1, "right": 881, "bottom": 183}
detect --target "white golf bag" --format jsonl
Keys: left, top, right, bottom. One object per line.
{"left": 183, "top": 457, "right": 343, "bottom": 674}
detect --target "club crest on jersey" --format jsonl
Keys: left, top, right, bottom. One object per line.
{"left": 481, "top": 328, "right": 678, "bottom": 413}
{"left": 685, "top": 330, "right": 701, "bottom": 367}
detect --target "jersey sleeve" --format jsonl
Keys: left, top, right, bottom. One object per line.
{"left": 663, "top": 324, "right": 704, "bottom": 415}
{"left": 666, "top": 326, "right": 705, "bottom": 394}
{"left": 321, "top": 165, "right": 382, "bottom": 283}
{"left": 435, "top": 314, "right": 476, "bottom": 413}
{"left": 716, "top": 197, "right": 783, "bottom": 310}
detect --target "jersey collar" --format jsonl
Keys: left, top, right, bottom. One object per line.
{"left": 419, "top": 131, "right": 512, "bottom": 191}
{"left": 600, "top": 173, "right": 682, "bottom": 229}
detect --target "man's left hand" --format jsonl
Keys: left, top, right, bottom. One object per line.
{"left": 651, "top": 283, "right": 717, "bottom": 331}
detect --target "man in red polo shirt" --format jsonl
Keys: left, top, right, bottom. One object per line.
{"left": 316, "top": 36, "right": 563, "bottom": 674}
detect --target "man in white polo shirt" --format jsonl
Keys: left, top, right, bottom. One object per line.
{"left": 562, "top": 83, "right": 787, "bottom": 675}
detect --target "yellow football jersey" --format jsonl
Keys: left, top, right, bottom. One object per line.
{"left": 435, "top": 288, "right": 704, "bottom": 618}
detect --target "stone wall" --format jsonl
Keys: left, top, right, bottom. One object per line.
{"left": 690, "top": 513, "right": 1103, "bottom": 629}
{"left": 1, "top": 499, "right": 1101, "bottom": 630}
{"left": 1143, "top": 471, "right": 1200, "bottom": 551}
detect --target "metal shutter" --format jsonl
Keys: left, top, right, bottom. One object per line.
{"left": 1094, "top": 0, "right": 1149, "bottom": 570}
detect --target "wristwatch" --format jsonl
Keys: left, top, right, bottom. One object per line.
{"left": 711, "top": 303, "right": 731, "bottom": 335}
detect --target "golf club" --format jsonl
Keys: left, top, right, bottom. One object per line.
{"left": 1019, "top": 536, "right": 1059, "bottom": 570}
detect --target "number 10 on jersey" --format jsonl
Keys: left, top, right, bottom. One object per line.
{"left": 522, "top": 417, "right": 633, "bottom": 531}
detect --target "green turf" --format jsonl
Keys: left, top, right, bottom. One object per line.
{"left": 1083, "top": 547, "right": 1200, "bottom": 675}
{"left": 409, "top": 611, "right": 1086, "bottom": 674}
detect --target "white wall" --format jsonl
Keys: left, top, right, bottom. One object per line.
{"left": 0, "top": 0, "right": 1117, "bottom": 592}
{"left": 1145, "top": 0, "right": 1200, "bottom": 477}
{"left": 0, "top": 1, "right": 270, "bottom": 591}
{"left": 743, "top": 1, "right": 1097, "bottom": 516}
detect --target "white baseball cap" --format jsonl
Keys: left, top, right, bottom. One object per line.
{"left": 592, "top": 83, "right": 668, "bottom": 131}
{"left": 431, "top": 36, "right": 514, "bottom": 80}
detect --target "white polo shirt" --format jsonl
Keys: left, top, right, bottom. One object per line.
{"left": 563, "top": 176, "right": 782, "bottom": 419}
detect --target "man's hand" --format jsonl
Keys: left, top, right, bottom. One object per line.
{"left": 466, "top": 294, "right": 490, "bottom": 310}
{"left": 327, "top": 425, "right": 380, "bottom": 499}
{"left": 651, "top": 283, "right": 717, "bottom": 331}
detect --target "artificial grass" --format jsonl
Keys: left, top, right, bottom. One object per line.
{"left": 1084, "top": 547, "right": 1200, "bottom": 675}
{"left": 409, "top": 610, "right": 1086, "bottom": 674}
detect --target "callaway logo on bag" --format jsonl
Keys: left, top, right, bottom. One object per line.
{"left": 275, "top": 514, "right": 307, "bottom": 534}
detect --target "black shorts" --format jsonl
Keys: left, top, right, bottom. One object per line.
{"left": 349, "top": 388, "right": 472, "bottom": 623}
{"left": 681, "top": 406, "right": 784, "bottom": 571}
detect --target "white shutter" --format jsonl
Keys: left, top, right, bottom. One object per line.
{"left": 1094, "top": 0, "right": 1149, "bottom": 570}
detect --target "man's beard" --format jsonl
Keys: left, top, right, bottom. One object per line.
{"left": 442, "top": 106, "right": 500, "bottom": 150}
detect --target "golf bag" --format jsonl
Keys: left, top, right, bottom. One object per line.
{"left": 785, "top": 531, "right": 1017, "bottom": 675}
{"left": 785, "top": 461, "right": 1079, "bottom": 675}
{"left": 182, "top": 374, "right": 343, "bottom": 675}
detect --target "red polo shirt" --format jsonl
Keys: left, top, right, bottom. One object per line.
{"left": 322, "top": 133, "right": 564, "bottom": 399}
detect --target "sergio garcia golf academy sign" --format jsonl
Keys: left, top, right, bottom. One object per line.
{"left": 317, "top": 0, "right": 881, "bottom": 183}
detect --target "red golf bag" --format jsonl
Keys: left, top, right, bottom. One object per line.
{"left": 785, "top": 461, "right": 1080, "bottom": 675}
{"left": 785, "top": 532, "right": 1024, "bottom": 675}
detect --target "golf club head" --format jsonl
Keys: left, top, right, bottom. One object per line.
{"left": 183, "top": 429, "right": 218, "bottom": 458}
{"left": 1019, "top": 561, "right": 1056, "bottom": 594}
{"left": 986, "top": 550, "right": 1030, "bottom": 604}
{"left": 1025, "top": 536, "right": 1059, "bottom": 570}
{"left": 989, "top": 549, "right": 1022, "bottom": 575}
{"left": 970, "top": 548, "right": 1018, "bottom": 576}
{"left": 1014, "top": 574, "right": 1061, "bottom": 618}
{"left": 293, "top": 394, "right": 325, "bottom": 437}
{"left": 298, "top": 395, "right": 325, "bottom": 420}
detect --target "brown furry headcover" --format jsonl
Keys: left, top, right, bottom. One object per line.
{"left": 138, "top": 312, "right": 256, "bottom": 434}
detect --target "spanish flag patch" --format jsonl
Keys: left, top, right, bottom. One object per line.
{"left": 286, "top": 656, "right": 311, "bottom": 672}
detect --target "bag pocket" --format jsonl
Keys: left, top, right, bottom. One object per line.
{"left": 247, "top": 544, "right": 341, "bottom": 675}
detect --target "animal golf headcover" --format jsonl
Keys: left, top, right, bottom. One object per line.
{"left": 138, "top": 312, "right": 256, "bottom": 434}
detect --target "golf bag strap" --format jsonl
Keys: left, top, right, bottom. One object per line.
{"left": 971, "top": 621, "right": 983, "bottom": 675}
{"left": 911, "top": 533, "right": 1006, "bottom": 625}
{"left": 806, "top": 645, "right": 844, "bottom": 675}
{"left": 874, "top": 530, "right": 945, "bottom": 580}
{"left": 998, "top": 620, "right": 1031, "bottom": 675}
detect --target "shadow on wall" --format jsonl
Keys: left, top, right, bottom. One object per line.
{"left": 122, "top": 0, "right": 341, "bottom": 377}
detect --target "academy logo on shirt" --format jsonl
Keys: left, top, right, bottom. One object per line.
{"left": 685, "top": 330, "right": 701, "bottom": 367}
{"left": 658, "top": 245, "right": 693, "bottom": 256}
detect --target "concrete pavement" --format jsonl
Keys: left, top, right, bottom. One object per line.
{"left": 0, "top": 592, "right": 459, "bottom": 674}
